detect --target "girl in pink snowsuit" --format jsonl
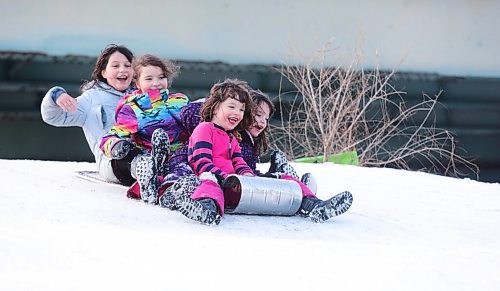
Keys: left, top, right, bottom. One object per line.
{"left": 185, "top": 79, "right": 255, "bottom": 221}
{"left": 177, "top": 79, "right": 353, "bottom": 226}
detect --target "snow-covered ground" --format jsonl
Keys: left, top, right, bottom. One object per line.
{"left": 0, "top": 159, "right": 499, "bottom": 291}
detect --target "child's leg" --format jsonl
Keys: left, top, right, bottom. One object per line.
{"left": 280, "top": 174, "right": 353, "bottom": 223}
{"left": 156, "top": 146, "right": 195, "bottom": 209}
{"left": 280, "top": 174, "right": 316, "bottom": 198}
{"left": 306, "top": 191, "right": 353, "bottom": 223}
{"left": 177, "top": 197, "right": 221, "bottom": 226}
{"left": 111, "top": 152, "right": 140, "bottom": 186}
{"left": 300, "top": 173, "right": 318, "bottom": 194}
{"left": 162, "top": 147, "right": 194, "bottom": 184}
{"left": 176, "top": 173, "right": 223, "bottom": 225}
{"left": 191, "top": 178, "right": 225, "bottom": 215}
{"left": 158, "top": 174, "right": 200, "bottom": 210}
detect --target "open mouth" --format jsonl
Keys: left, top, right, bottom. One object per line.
{"left": 228, "top": 117, "right": 240, "bottom": 125}
{"left": 252, "top": 124, "right": 264, "bottom": 131}
{"left": 117, "top": 76, "right": 129, "bottom": 81}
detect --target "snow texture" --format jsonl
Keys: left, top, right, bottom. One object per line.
{"left": 0, "top": 159, "right": 499, "bottom": 291}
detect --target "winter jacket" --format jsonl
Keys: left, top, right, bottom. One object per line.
{"left": 238, "top": 130, "right": 263, "bottom": 176}
{"left": 100, "top": 89, "right": 190, "bottom": 158}
{"left": 40, "top": 82, "right": 129, "bottom": 183}
{"left": 188, "top": 122, "right": 253, "bottom": 180}
{"left": 179, "top": 100, "right": 261, "bottom": 174}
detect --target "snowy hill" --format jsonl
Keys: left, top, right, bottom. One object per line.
{"left": 0, "top": 159, "right": 499, "bottom": 291}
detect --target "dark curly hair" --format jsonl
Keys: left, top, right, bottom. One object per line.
{"left": 200, "top": 79, "right": 254, "bottom": 135}
{"left": 250, "top": 89, "right": 275, "bottom": 155}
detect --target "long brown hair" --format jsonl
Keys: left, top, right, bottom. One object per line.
{"left": 81, "top": 44, "right": 134, "bottom": 92}
{"left": 200, "top": 79, "right": 254, "bottom": 135}
{"left": 250, "top": 89, "right": 275, "bottom": 155}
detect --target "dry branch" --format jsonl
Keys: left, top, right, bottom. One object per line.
{"left": 270, "top": 42, "right": 478, "bottom": 179}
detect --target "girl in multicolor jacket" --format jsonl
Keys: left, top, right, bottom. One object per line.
{"left": 99, "top": 54, "right": 189, "bottom": 189}
{"left": 176, "top": 79, "right": 353, "bottom": 226}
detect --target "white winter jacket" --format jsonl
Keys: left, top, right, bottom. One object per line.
{"left": 41, "top": 82, "right": 127, "bottom": 182}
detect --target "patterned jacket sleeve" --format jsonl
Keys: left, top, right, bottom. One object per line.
{"left": 100, "top": 98, "right": 139, "bottom": 158}
{"left": 179, "top": 101, "right": 204, "bottom": 134}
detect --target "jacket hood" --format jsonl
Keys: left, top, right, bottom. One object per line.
{"left": 82, "top": 81, "right": 135, "bottom": 97}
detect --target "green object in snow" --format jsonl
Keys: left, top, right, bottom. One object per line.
{"left": 294, "top": 151, "right": 359, "bottom": 165}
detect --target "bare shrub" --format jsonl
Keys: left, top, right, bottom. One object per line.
{"left": 270, "top": 42, "right": 478, "bottom": 179}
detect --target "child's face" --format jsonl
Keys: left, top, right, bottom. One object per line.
{"left": 101, "top": 51, "right": 133, "bottom": 91}
{"left": 135, "top": 65, "right": 169, "bottom": 92}
{"left": 212, "top": 97, "right": 245, "bottom": 131}
{"left": 248, "top": 101, "right": 271, "bottom": 137}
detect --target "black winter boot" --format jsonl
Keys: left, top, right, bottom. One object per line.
{"left": 300, "top": 173, "right": 318, "bottom": 194}
{"left": 171, "top": 175, "right": 202, "bottom": 200}
{"left": 160, "top": 174, "right": 202, "bottom": 210}
{"left": 267, "top": 149, "right": 299, "bottom": 179}
{"left": 178, "top": 197, "right": 221, "bottom": 226}
{"left": 298, "top": 191, "right": 353, "bottom": 223}
{"left": 158, "top": 188, "right": 177, "bottom": 210}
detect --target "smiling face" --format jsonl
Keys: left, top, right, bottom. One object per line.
{"left": 101, "top": 51, "right": 134, "bottom": 91}
{"left": 248, "top": 101, "right": 271, "bottom": 138}
{"left": 211, "top": 97, "right": 246, "bottom": 131}
{"left": 135, "top": 65, "right": 168, "bottom": 92}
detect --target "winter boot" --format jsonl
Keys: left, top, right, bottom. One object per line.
{"left": 158, "top": 187, "right": 177, "bottom": 210}
{"left": 159, "top": 175, "right": 202, "bottom": 210}
{"left": 151, "top": 128, "right": 171, "bottom": 177}
{"left": 298, "top": 191, "right": 353, "bottom": 223}
{"left": 171, "top": 174, "right": 201, "bottom": 201}
{"left": 267, "top": 149, "right": 299, "bottom": 179}
{"left": 135, "top": 154, "right": 160, "bottom": 204}
{"left": 178, "top": 197, "right": 221, "bottom": 226}
{"left": 301, "top": 173, "right": 318, "bottom": 194}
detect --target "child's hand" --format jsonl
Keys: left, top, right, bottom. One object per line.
{"left": 56, "top": 93, "right": 78, "bottom": 112}
{"left": 111, "top": 140, "right": 136, "bottom": 160}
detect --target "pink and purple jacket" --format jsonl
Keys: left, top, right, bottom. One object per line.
{"left": 100, "top": 89, "right": 189, "bottom": 157}
{"left": 188, "top": 122, "right": 254, "bottom": 180}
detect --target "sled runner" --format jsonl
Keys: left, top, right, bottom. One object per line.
{"left": 75, "top": 170, "right": 129, "bottom": 190}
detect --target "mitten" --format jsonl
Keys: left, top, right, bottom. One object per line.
{"left": 199, "top": 172, "right": 225, "bottom": 187}
{"left": 262, "top": 172, "right": 282, "bottom": 179}
{"left": 111, "top": 140, "right": 136, "bottom": 160}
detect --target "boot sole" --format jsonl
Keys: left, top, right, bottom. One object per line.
{"left": 151, "top": 129, "right": 170, "bottom": 176}
{"left": 178, "top": 197, "right": 221, "bottom": 226}
{"left": 136, "top": 156, "right": 159, "bottom": 204}
{"left": 159, "top": 188, "right": 177, "bottom": 210}
{"left": 309, "top": 191, "right": 353, "bottom": 223}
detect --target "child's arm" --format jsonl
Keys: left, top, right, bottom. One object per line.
{"left": 100, "top": 101, "right": 139, "bottom": 158}
{"left": 179, "top": 101, "right": 204, "bottom": 135}
{"left": 40, "top": 86, "right": 89, "bottom": 127}
{"left": 188, "top": 123, "right": 231, "bottom": 181}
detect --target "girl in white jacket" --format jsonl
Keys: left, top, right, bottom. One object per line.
{"left": 40, "top": 44, "right": 135, "bottom": 184}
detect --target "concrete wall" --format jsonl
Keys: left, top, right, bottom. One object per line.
{"left": 1, "top": 0, "right": 499, "bottom": 77}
